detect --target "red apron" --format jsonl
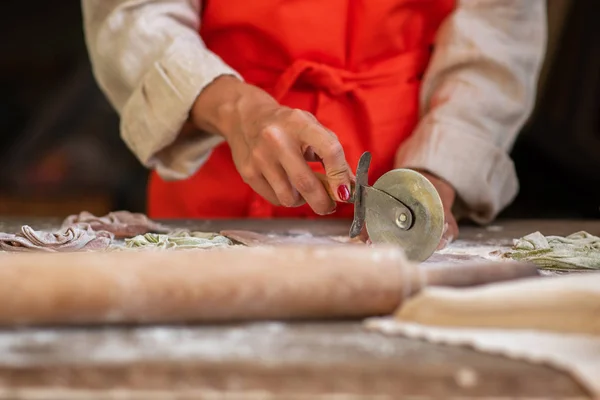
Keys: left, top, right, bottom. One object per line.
{"left": 148, "top": 0, "right": 455, "bottom": 219}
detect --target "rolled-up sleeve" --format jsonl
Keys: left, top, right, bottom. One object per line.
{"left": 82, "top": 0, "right": 242, "bottom": 180}
{"left": 395, "top": 0, "right": 547, "bottom": 224}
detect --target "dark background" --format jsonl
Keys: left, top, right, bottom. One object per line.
{"left": 0, "top": 0, "right": 598, "bottom": 219}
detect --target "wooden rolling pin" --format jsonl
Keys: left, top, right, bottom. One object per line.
{"left": 0, "top": 245, "right": 538, "bottom": 326}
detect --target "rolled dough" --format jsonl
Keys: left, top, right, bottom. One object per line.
{"left": 62, "top": 211, "right": 171, "bottom": 239}
{"left": 0, "top": 224, "right": 112, "bottom": 252}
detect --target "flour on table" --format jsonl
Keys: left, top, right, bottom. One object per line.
{"left": 434, "top": 239, "right": 509, "bottom": 262}
{"left": 219, "top": 230, "right": 362, "bottom": 247}
{"left": 0, "top": 322, "right": 403, "bottom": 367}
{"left": 485, "top": 225, "right": 503, "bottom": 232}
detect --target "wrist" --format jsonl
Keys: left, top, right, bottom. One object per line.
{"left": 190, "top": 75, "right": 277, "bottom": 141}
{"left": 413, "top": 168, "right": 451, "bottom": 187}
{"left": 412, "top": 168, "right": 456, "bottom": 208}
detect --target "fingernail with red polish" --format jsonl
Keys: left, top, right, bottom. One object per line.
{"left": 337, "top": 185, "right": 350, "bottom": 201}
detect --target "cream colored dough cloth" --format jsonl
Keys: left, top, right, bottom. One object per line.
{"left": 365, "top": 273, "right": 600, "bottom": 397}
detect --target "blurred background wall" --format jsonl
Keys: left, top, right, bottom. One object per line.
{"left": 0, "top": 0, "right": 147, "bottom": 217}
{"left": 0, "top": 0, "right": 598, "bottom": 219}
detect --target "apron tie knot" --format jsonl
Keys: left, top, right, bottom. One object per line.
{"left": 272, "top": 51, "right": 429, "bottom": 102}
{"left": 274, "top": 60, "right": 360, "bottom": 100}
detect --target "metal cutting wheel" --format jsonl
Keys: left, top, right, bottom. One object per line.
{"left": 365, "top": 168, "right": 445, "bottom": 261}
{"left": 349, "top": 152, "right": 445, "bottom": 262}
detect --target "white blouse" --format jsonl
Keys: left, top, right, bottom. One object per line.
{"left": 81, "top": 0, "right": 547, "bottom": 223}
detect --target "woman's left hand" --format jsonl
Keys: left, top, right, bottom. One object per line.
{"left": 414, "top": 170, "right": 459, "bottom": 250}
{"left": 358, "top": 169, "right": 458, "bottom": 250}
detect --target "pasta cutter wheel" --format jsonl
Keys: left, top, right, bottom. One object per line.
{"left": 349, "top": 151, "right": 445, "bottom": 262}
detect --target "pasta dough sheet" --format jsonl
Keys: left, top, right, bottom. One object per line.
{"left": 366, "top": 319, "right": 600, "bottom": 398}
{"left": 390, "top": 273, "right": 600, "bottom": 334}
{"left": 365, "top": 273, "right": 600, "bottom": 397}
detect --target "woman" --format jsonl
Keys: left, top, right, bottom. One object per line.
{"left": 82, "top": 0, "right": 546, "bottom": 245}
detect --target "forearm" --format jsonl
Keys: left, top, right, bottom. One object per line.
{"left": 82, "top": 0, "right": 243, "bottom": 180}
{"left": 396, "top": 0, "right": 547, "bottom": 223}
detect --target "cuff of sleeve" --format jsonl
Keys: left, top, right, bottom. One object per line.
{"left": 395, "top": 120, "right": 519, "bottom": 224}
{"left": 119, "top": 36, "right": 242, "bottom": 181}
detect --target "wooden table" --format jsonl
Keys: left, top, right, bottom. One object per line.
{"left": 0, "top": 218, "right": 598, "bottom": 399}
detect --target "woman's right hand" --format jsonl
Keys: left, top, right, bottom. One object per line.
{"left": 190, "top": 75, "right": 354, "bottom": 215}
